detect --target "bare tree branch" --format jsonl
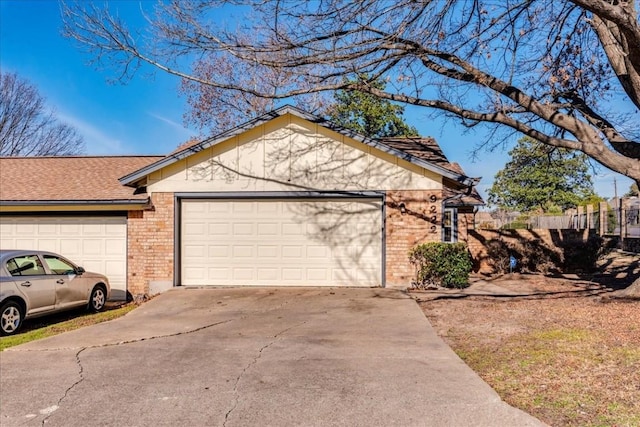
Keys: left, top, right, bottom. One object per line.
{"left": 61, "top": 0, "right": 640, "bottom": 183}
{"left": 0, "top": 72, "right": 84, "bottom": 157}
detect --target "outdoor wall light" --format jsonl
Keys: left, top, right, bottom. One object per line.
{"left": 399, "top": 202, "right": 407, "bottom": 214}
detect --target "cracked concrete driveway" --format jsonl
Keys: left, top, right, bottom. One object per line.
{"left": 0, "top": 287, "right": 545, "bottom": 427}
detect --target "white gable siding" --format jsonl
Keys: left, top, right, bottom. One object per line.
{"left": 147, "top": 115, "right": 442, "bottom": 194}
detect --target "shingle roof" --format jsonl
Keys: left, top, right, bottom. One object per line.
{"left": 378, "top": 137, "right": 449, "bottom": 165}
{"left": 0, "top": 156, "right": 162, "bottom": 202}
{"left": 443, "top": 186, "right": 485, "bottom": 207}
{"left": 378, "top": 137, "right": 469, "bottom": 175}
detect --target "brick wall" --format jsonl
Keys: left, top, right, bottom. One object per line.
{"left": 127, "top": 193, "right": 174, "bottom": 296}
{"left": 124, "top": 190, "right": 469, "bottom": 293}
{"left": 385, "top": 190, "right": 442, "bottom": 286}
{"left": 606, "top": 236, "right": 640, "bottom": 253}
{"left": 463, "top": 228, "right": 595, "bottom": 273}
{"left": 457, "top": 211, "right": 474, "bottom": 242}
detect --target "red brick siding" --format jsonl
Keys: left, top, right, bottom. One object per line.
{"left": 126, "top": 190, "right": 462, "bottom": 293}
{"left": 127, "top": 193, "right": 174, "bottom": 296}
{"left": 462, "top": 228, "right": 593, "bottom": 273}
{"left": 385, "top": 190, "right": 442, "bottom": 286}
{"left": 457, "top": 211, "right": 474, "bottom": 242}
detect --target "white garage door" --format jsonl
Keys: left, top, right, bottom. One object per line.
{"left": 181, "top": 198, "right": 382, "bottom": 286}
{"left": 0, "top": 216, "right": 128, "bottom": 300}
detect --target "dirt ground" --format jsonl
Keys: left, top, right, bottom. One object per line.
{"left": 416, "top": 251, "right": 640, "bottom": 427}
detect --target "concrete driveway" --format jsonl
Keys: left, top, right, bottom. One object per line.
{"left": 0, "top": 287, "right": 544, "bottom": 427}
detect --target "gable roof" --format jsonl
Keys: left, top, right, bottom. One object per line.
{"left": 119, "top": 105, "right": 479, "bottom": 188}
{"left": 443, "top": 187, "right": 485, "bottom": 207}
{"left": 0, "top": 156, "right": 162, "bottom": 206}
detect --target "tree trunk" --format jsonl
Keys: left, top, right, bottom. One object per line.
{"left": 615, "top": 276, "right": 640, "bottom": 299}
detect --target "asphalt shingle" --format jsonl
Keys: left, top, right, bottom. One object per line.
{"left": 0, "top": 156, "right": 162, "bottom": 201}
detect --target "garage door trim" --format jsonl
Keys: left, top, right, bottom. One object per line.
{"left": 174, "top": 191, "right": 386, "bottom": 288}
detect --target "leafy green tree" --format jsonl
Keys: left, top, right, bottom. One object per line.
{"left": 326, "top": 79, "right": 418, "bottom": 138}
{"left": 625, "top": 183, "right": 639, "bottom": 197}
{"left": 488, "top": 137, "right": 596, "bottom": 213}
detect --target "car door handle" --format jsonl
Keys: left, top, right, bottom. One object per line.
{"left": 20, "top": 281, "right": 31, "bottom": 287}
{"left": 56, "top": 279, "right": 65, "bottom": 284}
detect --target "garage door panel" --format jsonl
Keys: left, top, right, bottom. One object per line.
{"left": 282, "top": 268, "right": 302, "bottom": 280}
{"left": 185, "top": 267, "right": 207, "bottom": 280}
{"left": 282, "top": 222, "right": 304, "bottom": 235}
{"left": 183, "top": 222, "right": 206, "bottom": 235}
{"left": 181, "top": 199, "right": 382, "bottom": 287}
{"left": 233, "top": 223, "right": 254, "bottom": 235}
{"left": 257, "top": 245, "right": 278, "bottom": 257}
{"left": 208, "top": 223, "right": 228, "bottom": 235}
{"left": 105, "top": 239, "right": 126, "bottom": 255}
{"left": 282, "top": 245, "right": 303, "bottom": 258}
{"left": 257, "top": 223, "right": 278, "bottom": 235}
{"left": 37, "top": 240, "right": 58, "bottom": 252}
{"left": 233, "top": 268, "right": 253, "bottom": 280}
{"left": 184, "top": 244, "right": 205, "bottom": 257}
{"left": 307, "top": 268, "right": 329, "bottom": 281}
{"left": 83, "top": 239, "right": 103, "bottom": 254}
{"left": 236, "top": 202, "right": 256, "bottom": 213}
{"left": 60, "top": 223, "right": 81, "bottom": 234}
{"left": 257, "top": 203, "right": 278, "bottom": 214}
{"left": 233, "top": 245, "right": 254, "bottom": 258}
{"left": 82, "top": 223, "right": 103, "bottom": 235}
{"left": 209, "top": 245, "right": 229, "bottom": 257}
{"left": 257, "top": 268, "right": 278, "bottom": 280}
{"left": 0, "top": 216, "right": 127, "bottom": 300}
{"left": 82, "top": 259, "right": 105, "bottom": 274}
{"left": 38, "top": 223, "right": 58, "bottom": 234}
{"left": 60, "top": 239, "right": 81, "bottom": 254}
{"left": 15, "top": 223, "right": 36, "bottom": 234}
{"left": 104, "top": 260, "right": 125, "bottom": 278}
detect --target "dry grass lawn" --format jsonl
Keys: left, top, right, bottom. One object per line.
{"left": 418, "top": 252, "right": 640, "bottom": 427}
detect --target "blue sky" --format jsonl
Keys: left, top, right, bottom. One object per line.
{"left": 0, "top": 0, "right": 634, "bottom": 200}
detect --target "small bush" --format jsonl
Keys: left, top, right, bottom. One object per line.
{"left": 484, "top": 239, "right": 510, "bottom": 273}
{"left": 409, "top": 242, "right": 472, "bottom": 289}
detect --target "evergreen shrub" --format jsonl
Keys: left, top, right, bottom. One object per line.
{"left": 409, "top": 242, "right": 472, "bottom": 289}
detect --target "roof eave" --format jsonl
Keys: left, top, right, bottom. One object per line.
{"left": 444, "top": 200, "right": 485, "bottom": 207}
{"left": 0, "top": 199, "right": 150, "bottom": 211}
{"left": 119, "top": 104, "right": 477, "bottom": 187}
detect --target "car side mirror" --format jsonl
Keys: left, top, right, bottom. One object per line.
{"left": 75, "top": 266, "right": 86, "bottom": 274}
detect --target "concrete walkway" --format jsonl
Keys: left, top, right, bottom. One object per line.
{"left": 1, "top": 287, "right": 545, "bottom": 426}
{"left": 412, "top": 273, "right": 614, "bottom": 301}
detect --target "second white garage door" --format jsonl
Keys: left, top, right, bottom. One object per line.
{"left": 181, "top": 198, "right": 382, "bottom": 286}
{"left": 0, "top": 216, "right": 128, "bottom": 300}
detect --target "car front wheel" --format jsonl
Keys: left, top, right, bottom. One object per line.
{"left": 0, "top": 301, "right": 24, "bottom": 336}
{"left": 89, "top": 286, "right": 107, "bottom": 312}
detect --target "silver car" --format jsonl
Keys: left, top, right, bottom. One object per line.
{"left": 0, "top": 249, "right": 111, "bottom": 336}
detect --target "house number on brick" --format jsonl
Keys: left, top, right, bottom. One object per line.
{"left": 427, "top": 194, "right": 438, "bottom": 233}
